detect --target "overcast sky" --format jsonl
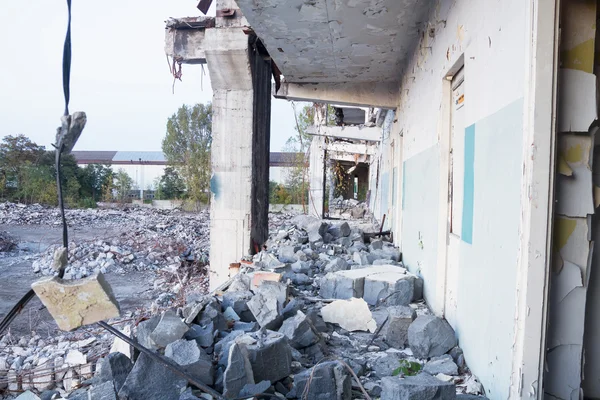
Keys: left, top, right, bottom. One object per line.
{"left": 0, "top": 1, "right": 297, "bottom": 152}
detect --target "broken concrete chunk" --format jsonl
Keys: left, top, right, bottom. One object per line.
{"left": 65, "top": 349, "right": 86, "bottom": 366}
{"left": 321, "top": 298, "right": 377, "bottom": 333}
{"left": 51, "top": 246, "right": 68, "bottom": 272}
{"left": 89, "top": 380, "right": 117, "bottom": 400}
{"left": 255, "top": 280, "right": 289, "bottom": 309}
{"left": 149, "top": 310, "right": 190, "bottom": 348}
{"left": 216, "top": 330, "right": 246, "bottom": 367}
{"left": 198, "top": 300, "right": 228, "bottom": 331}
{"left": 408, "top": 316, "right": 457, "bottom": 359}
{"left": 247, "top": 291, "right": 283, "bottom": 330}
{"left": 31, "top": 272, "right": 120, "bottom": 331}
{"left": 245, "top": 331, "right": 293, "bottom": 383}
{"left": 118, "top": 352, "right": 187, "bottom": 400}
{"left": 423, "top": 355, "right": 458, "bottom": 376}
{"left": 448, "top": 346, "right": 465, "bottom": 370}
{"left": 223, "top": 342, "right": 255, "bottom": 398}
{"left": 381, "top": 373, "right": 456, "bottom": 400}
{"left": 14, "top": 391, "right": 41, "bottom": 400}
{"left": 135, "top": 315, "right": 160, "bottom": 350}
{"left": 383, "top": 305, "right": 416, "bottom": 349}
{"left": 363, "top": 272, "right": 414, "bottom": 306}
{"left": 165, "top": 339, "right": 214, "bottom": 385}
{"left": 324, "top": 257, "right": 349, "bottom": 273}
{"left": 239, "top": 380, "right": 271, "bottom": 397}
{"left": 228, "top": 272, "right": 252, "bottom": 292}
{"left": 222, "top": 290, "right": 254, "bottom": 322}
{"left": 287, "top": 361, "right": 351, "bottom": 400}
{"left": 279, "top": 245, "right": 300, "bottom": 263}
{"left": 97, "top": 352, "right": 133, "bottom": 393}
{"left": 371, "top": 353, "right": 405, "bottom": 378}
{"left": 185, "top": 323, "right": 215, "bottom": 348}
{"left": 250, "top": 271, "right": 282, "bottom": 291}
{"left": 278, "top": 310, "right": 321, "bottom": 349}
{"left": 339, "top": 222, "right": 351, "bottom": 237}
{"left": 369, "top": 239, "right": 384, "bottom": 251}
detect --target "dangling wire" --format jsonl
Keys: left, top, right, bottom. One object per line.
{"left": 62, "top": 0, "right": 72, "bottom": 117}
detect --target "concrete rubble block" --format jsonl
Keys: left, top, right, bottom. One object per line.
{"left": 182, "top": 296, "right": 211, "bottom": 324}
{"left": 198, "top": 300, "right": 228, "bottom": 331}
{"left": 216, "top": 331, "right": 246, "bottom": 367}
{"left": 412, "top": 276, "right": 424, "bottom": 301}
{"left": 279, "top": 245, "right": 300, "bottom": 263}
{"left": 456, "top": 395, "right": 489, "bottom": 399}
{"left": 228, "top": 272, "right": 252, "bottom": 292}
{"left": 51, "top": 247, "right": 68, "bottom": 271}
{"left": 423, "top": 355, "right": 458, "bottom": 376}
{"left": 135, "top": 315, "right": 161, "bottom": 351}
{"left": 222, "top": 290, "right": 255, "bottom": 322}
{"left": 245, "top": 331, "right": 293, "bottom": 383}
{"left": 31, "top": 272, "right": 120, "bottom": 331}
{"left": 233, "top": 321, "right": 258, "bottom": 332}
{"left": 179, "top": 387, "right": 201, "bottom": 400}
{"left": 448, "top": 347, "right": 465, "bottom": 370}
{"left": 166, "top": 339, "right": 214, "bottom": 386}
{"left": 149, "top": 310, "right": 190, "bottom": 348}
{"left": 255, "top": 280, "right": 289, "bottom": 309}
{"left": 15, "top": 391, "right": 41, "bottom": 400}
{"left": 306, "top": 309, "right": 328, "bottom": 332}
{"left": 32, "top": 358, "right": 54, "bottom": 391}
{"left": 384, "top": 306, "right": 417, "bottom": 349}
{"left": 370, "top": 353, "right": 405, "bottom": 378}
{"left": 291, "top": 260, "right": 311, "bottom": 274}
{"left": 250, "top": 271, "right": 282, "bottom": 291}
{"left": 110, "top": 325, "right": 132, "bottom": 358}
{"left": 240, "top": 380, "right": 271, "bottom": 397}
{"left": 89, "top": 380, "right": 117, "bottom": 400}
{"left": 247, "top": 291, "right": 284, "bottom": 330}
{"left": 321, "top": 298, "right": 377, "bottom": 333}
{"left": 369, "top": 239, "right": 384, "bottom": 251}
{"left": 223, "top": 342, "right": 255, "bottom": 398}
{"left": 185, "top": 322, "right": 215, "bottom": 348}
{"left": 319, "top": 270, "right": 366, "bottom": 299}
{"left": 353, "top": 251, "right": 373, "bottom": 266}
{"left": 339, "top": 222, "right": 351, "bottom": 237}
{"left": 324, "top": 258, "right": 349, "bottom": 273}
{"left": 65, "top": 350, "right": 86, "bottom": 366}
{"left": 363, "top": 272, "right": 415, "bottom": 306}
{"left": 118, "top": 352, "right": 187, "bottom": 400}
{"left": 381, "top": 373, "right": 456, "bottom": 400}
{"left": 287, "top": 361, "right": 351, "bottom": 400}
{"left": 408, "top": 316, "right": 457, "bottom": 359}
{"left": 97, "top": 352, "right": 133, "bottom": 393}
{"left": 278, "top": 310, "right": 321, "bottom": 349}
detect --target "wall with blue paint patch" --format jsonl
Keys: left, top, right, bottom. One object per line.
{"left": 385, "top": 0, "right": 530, "bottom": 397}
{"left": 401, "top": 146, "right": 440, "bottom": 304}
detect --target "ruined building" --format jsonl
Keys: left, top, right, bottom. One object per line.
{"left": 165, "top": 0, "right": 600, "bottom": 398}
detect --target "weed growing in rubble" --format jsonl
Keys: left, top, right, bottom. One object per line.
{"left": 392, "top": 360, "right": 422, "bottom": 377}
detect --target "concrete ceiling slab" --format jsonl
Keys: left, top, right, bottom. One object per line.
{"left": 236, "top": 0, "right": 432, "bottom": 83}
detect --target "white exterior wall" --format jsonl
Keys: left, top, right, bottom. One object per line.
{"left": 385, "top": 1, "right": 532, "bottom": 398}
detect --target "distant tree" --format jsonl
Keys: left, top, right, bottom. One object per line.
{"left": 162, "top": 103, "right": 212, "bottom": 203}
{"left": 77, "top": 164, "right": 113, "bottom": 201}
{"left": 158, "top": 167, "right": 185, "bottom": 199}
{"left": 114, "top": 169, "right": 133, "bottom": 203}
{"left": 0, "top": 135, "right": 45, "bottom": 193}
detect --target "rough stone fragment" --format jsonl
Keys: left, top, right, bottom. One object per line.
{"left": 364, "top": 381, "right": 382, "bottom": 397}
{"left": 198, "top": 300, "right": 228, "bottom": 331}
{"left": 381, "top": 373, "right": 456, "bottom": 400}
{"left": 363, "top": 272, "right": 414, "bottom": 306}
{"left": 97, "top": 352, "right": 133, "bottom": 393}
{"left": 279, "top": 246, "right": 299, "bottom": 263}
{"left": 245, "top": 331, "right": 293, "bottom": 383}
{"left": 51, "top": 247, "right": 68, "bottom": 272}
{"left": 413, "top": 276, "right": 424, "bottom": 301}
{"left": 247, "top": 291, "right": 283, "bottom": 330}
{"left": 324, "top": 258, "right": 349, "bottom": 273}
{"left": 223, "top": 343, "right": 254, "bottom": 399}
{"left": 149, "top": 310, "right": 189, "bottom": 348}
{"left": 228, "top": 273, "right": 252, "bottom": 292}
{"left": 31, "top": 272, "right": 120, "bottom": 331}
{"left": 448, "top": 347, "right": 465, "bottom": 370}
{"left": 15, "top": 391, "right": 41, "bottom": 400}
{"left": 423, "top": 355, "right": 458, "bottom": 376}
{"left": 287, "top": 361, "right": 351, "bottom": 400}
{"left": 223, "top": 307, "right": 240, "bottom": 322}
{"left": 166, "top": 339, "right": 214, "bottom": 385}
{"left": 215, "top": 331, "right": 245, "bottom": 367}
{"left": 233, "top": 321, "right": 258, "bottom": 332}
{"left": 185, "top": 323, "right": 215, "bottom": 348}
{"left": 456, "top": 395, "right": 489, "bottom": 400}
{"left": 65, "top": 350, "right": 86, "bottom": 366}
{"left": 370, "top": 352, "right": 405, "bottom": 378}
{"left": 118, "top": 353, "right": 187, "bottom": 400}
{"left": 255, "top": 281, "right": 289, "bottom": 309}
{"left": 239, "top": 380, "right": 271, "bottom": 398}
{"left": 320, "top": 265, "right": 407, "bottom": 300}
{"left": 370, "top": 239, "right": 384, "bottom": 251}
{"left": 250, "top": 271, "right": 282, "bottom": 290}
{"left": 278, "top": 311, "right": 320, "bottom": 349}
{"left": 136, "top": 315, "right": 160, "bottom": 350}
{"left": 110, "top": 325, "right": 132, "bottom": 358}
{"left": 89, "top": 380, "right": 117, "bottom": 400}
{"left": 179, "top": 387, "right": 201, "bottom": 400}
{"left": 321, "top": 298, "right": 377, "bottom": 333}
{"left": 306, "top": 309, "right": 328, "bottom": 332}
{"left": 222, "top": 291, "right": 254, "bottom": 322}
{"left": 408, "top": 316, "right": 457, "bottom": 359}
{"left": 353, "top": 251, "right": 374, "bottom": 266}
{"left": 339, "top": 222, "right": 351, "bottom": 237}
{"left": 32, "top": 358, "right": 53, "bottom": 391}
{"left": 384, "top": 306, "right": 416, "bottom": 348}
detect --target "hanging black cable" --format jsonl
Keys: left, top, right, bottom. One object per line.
{"left": 62, "top": 0, "right": 72, "bottom": 116}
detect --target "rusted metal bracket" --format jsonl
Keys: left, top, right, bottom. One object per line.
{"left": 216, "top": 8, "right": 237, "bottom": 18}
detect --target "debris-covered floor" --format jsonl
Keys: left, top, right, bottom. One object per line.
{"left": 0, "top": 203, "right": 488, "bottom": 399}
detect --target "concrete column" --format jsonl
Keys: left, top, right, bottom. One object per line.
{"left": 308, "top": 136, "right": 325, "bottom": 218}
{"left": 205, "top": 28, "right": 271, "bottom": 289}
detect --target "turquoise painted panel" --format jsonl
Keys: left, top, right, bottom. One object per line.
{"left": 462, "top": 124, "right": 475, "bottom": 244}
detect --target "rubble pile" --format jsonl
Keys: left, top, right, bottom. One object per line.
{"left": 0, "top": 202, "right": 210, "bottom": 279}
{"left": 1, "top": 214, "right": 489, "bottom": 399}
{"left": 328, "top": 197, "right": 371, "bottom": 220}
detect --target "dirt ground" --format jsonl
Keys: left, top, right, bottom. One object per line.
{"left": 0, "top": 224, "right": 157, "bottom": 337}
